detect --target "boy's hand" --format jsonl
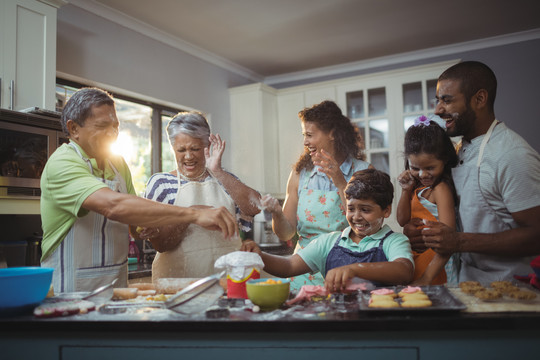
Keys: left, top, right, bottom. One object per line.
{"left": 240, "top": 239, "right": 262, "bottom": 255}
{"left": 324, "top": 265, "right": 355, "bottom": 293}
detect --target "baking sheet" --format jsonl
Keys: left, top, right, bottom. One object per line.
{"left": 358, "top": 285, "right": 466, "bottom": 312}
{"left": 449, "top": 285, "right": 540, "bottom": 313}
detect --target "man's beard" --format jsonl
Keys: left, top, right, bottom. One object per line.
{"left": 445, "top": 105, "right": 476, "bottom": 139}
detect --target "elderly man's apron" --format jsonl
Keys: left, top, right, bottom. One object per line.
{"left": 290, "top": 168, "right": 348, "bottom": 292}
{"left": 42, "top": 144, "right": 129, "bottom": 293}
{"left": 152, "top": 173, "right": 240, "bottom": 281}
{"left": 454, "top": 120, "right": 533, "bottom": 282}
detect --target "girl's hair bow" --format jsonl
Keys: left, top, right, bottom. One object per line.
{"left": 413, "top": 115, "right": 430, "bottom": 127}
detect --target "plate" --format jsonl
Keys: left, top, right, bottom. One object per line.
{"left": 359, "top": 285, "right": 466, "bottom": 312}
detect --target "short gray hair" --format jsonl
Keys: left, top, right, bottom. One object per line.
{"left": 61, "top": 88, "right": 115, "bottom": 136}
{"left": 167, "top": 111, "right": 210, "bottom": 147}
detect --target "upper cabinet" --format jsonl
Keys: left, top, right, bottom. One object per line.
{"left": 0, "top": 0, "right": 59, "bottom": 111}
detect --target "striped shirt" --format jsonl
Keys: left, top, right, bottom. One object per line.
{"left": 144, "top": 172, "right": 252, "bottom": 231}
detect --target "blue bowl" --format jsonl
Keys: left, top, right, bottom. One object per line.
{"left": 0, "top": 267, "right": 53, "bottom": 311}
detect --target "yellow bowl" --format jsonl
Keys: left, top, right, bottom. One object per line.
{"left": 246, "top": 278, "right": 290, "bottom": 311}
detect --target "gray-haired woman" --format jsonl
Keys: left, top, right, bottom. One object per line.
{"left": 141, "top": 111, "right": 261, "bottom": 281}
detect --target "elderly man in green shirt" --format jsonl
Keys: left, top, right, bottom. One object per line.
{"left": 41, "top": 88, "right": 237, "bottom": 293}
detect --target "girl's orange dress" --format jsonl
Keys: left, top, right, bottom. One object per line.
{"left": 410, "top": 187, "right": 447, "bottom": 285}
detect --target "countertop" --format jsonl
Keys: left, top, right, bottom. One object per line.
{"left": 2, "top": 287, "right": 540, "bottom": 332}
{"left": 2, "top": 286, "right": 540, "bottom": 359}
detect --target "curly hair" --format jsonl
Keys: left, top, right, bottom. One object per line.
{"left": 404, "top": 120, "right": 459, "bottom": 202}
{"left": 345, "top": 169, "right": 394, "bottom": 209}
{"left": 294, "top": 100, "right": 365, "bottom": 172}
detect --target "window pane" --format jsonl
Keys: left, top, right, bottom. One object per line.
{"left": 371, "top": 152, "right": 389, "bottom": 174}
{"left": 161, "top": 114, "right": 176, "bottom": 173}
{"left": 369, "top": 119, "right": 388, "bottom": 148}
{"left": 402, "top": 82, "right": 422, "bottom": 113}
{"left": 346, "top": 90, "right": 364, "bottom": 119}
{"left": 403, "top": 115, "right": 417, "bottom": 132}
{"left": 427, "top": 79, "right": 438, "bottom": 110}
{"left": 55, "top": 84, "right": 77, "bottom": 112}
{"left": 113, "top": 99, "right": 152, "bottom": 196}
{"left": 353, "top": 120, "right": 366, "bottom": 147}
{"left": 367, "top": 87, "right": 386, "bottom": 117}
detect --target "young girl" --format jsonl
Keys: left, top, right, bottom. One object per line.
{"left": 397, "top": 116, "right": 459, "bottom": 285}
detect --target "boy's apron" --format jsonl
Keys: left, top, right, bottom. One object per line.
{"left": 325, "top": 230, "right": 391, "bottom": 287}
{"left": 290, "top": 168, "right": 348, "bottom": 292}
{"left": 410, "top": 186, "right": 447, "bottom": 285}
{"left": 42, "top": 144, "right": 129, "bottom": 293}
{"left": 152, "top": 172, "right": 240, "bottom": 281}
{"left": 454, "top": 120, "right": 533, "bottom": 282}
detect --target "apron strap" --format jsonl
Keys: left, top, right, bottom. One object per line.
{"left": 476, "top": 119, "right": 499, "bottom": 168}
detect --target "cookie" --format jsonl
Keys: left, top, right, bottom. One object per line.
{"left": 370, "top": 294, "right": 395, "bottom": 301}
{"left": 474, "top": 289, "right": 502, "bottom": 301}
{"left": 368, "top": 299, "right": 399, "bottom": 308}
{"left": 401, "top": 299, "right": 432, "bottom": 308}
{"left": 401, "top": 292, "right": 429, "bottom": 301}
{"left": 507, "top": 290, "right": 537, "bottom": 300}
{"left": 370, "top": 288, "right": 397, "bottom": 298}
{"left": 398, "top": 286, "right": 423, "bottom": 297}
{"left": 489, "top": 280, "right": 513, "bottom": 289}
{"left": 490, "top": 281, "right": 519, "bottom": 294}
{"left": 459, "top": 281, "right": 484, "bottom": 294}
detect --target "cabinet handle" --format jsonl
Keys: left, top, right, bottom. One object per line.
{"left": 0, "top": 77, "right": 2, "bottom": 108}
{"left": 10, "top": 80, "right": 15, "bottom": 110}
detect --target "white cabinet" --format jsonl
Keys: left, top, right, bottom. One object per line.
{"left": 0, "top": 0, "right": 58, "bottom": 111}
{"left": 229, "top": 83, "right": 281, "bottom": 196}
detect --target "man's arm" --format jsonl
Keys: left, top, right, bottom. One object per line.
{"left": 422, "top": 206, "right": 540, "bottom": 256}
{"left": 83, "top": 187, "right": 238, "bottom": 238}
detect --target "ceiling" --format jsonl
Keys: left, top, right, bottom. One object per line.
{"left": 75, "top": 0, "right": 540, "bottom": 80}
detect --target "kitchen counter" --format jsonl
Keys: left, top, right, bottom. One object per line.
{"left": 1, "top": 286, "right": 540, "bottom": 359}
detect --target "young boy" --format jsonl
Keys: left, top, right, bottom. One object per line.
{"left": 241, "top": 169, "right": 414, "bottom": 293}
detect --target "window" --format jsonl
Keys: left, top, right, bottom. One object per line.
{"left": 56, "top": 80, "right": 185, "bottom": 195}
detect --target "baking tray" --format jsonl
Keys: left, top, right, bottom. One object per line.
{"left": 358, "top": 285, "right": 466, "bottom": 312}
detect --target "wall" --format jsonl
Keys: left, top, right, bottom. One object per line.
{"left": 57, "top": 4, "right": 540, "bottom": 156}
{"left": 56, "top": 4, "right": 254, "bottom": 169}
{"left": 271, "top": 39, "right": 540, "bottom": 153}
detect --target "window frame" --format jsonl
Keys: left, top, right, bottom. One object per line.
{"left": 56, "top": 78, "right": 184, "bottom": 175}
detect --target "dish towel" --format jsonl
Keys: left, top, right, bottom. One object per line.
{"left": 514, "top": 255, "right": 540, "bottom": 290}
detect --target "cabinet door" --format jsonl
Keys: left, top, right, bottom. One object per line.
{"left": 0, "top": 0, "right": 56, "bottom": 111}
{"left": 339, "top": 83, "right": 392, "bottom": 175}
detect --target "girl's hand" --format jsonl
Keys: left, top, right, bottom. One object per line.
{"left": 205, "top": 134, "right": 225, "bottom": 173}
{"left": 398, "top": 170, "right": 416, "bottom": 191}
{"left": 259, "top": 194, "right": 282, "bottom": 214}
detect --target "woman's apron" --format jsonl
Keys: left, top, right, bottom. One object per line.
{"left": 152, "top": 172, "right": 240, "bottom": 282}
{"left": 453, "top": 120, "right": 533, "bottom": 282}
{"left": 325, "top": 230, "right": 391, "bottom": 287}
{"left": 410, "top": 187, "right": 447, "bottom": 285}
{"left": 42, "top": 144, "right": 129, "bottom": 293}
{"left": 290, "top": 168, "right": 348, "bottom": 292}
